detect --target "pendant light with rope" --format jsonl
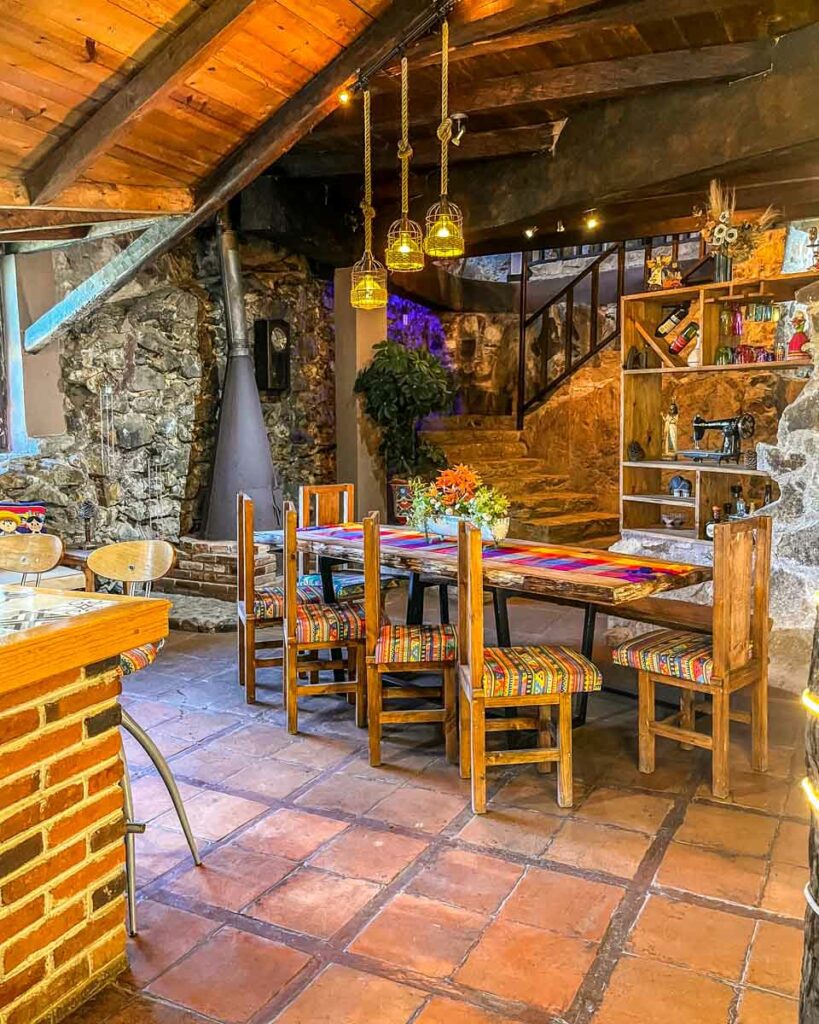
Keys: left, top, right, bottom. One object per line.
{"left": 350, "top": 86, "right": 388, "bottom": 309}
{"left": 424, "top": 17, "right": 464, "bottom": 258}
{"left": 385, "top": 55, "right": 424, "bottom": 272}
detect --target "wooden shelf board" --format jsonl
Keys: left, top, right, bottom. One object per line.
{"left": 621, "top": 526, "right": 702, "bottom": 543}
{"left": 622, "top": 494, "right": 696, "bottom": 506}
{"left": 624, "top": 270, "right": 819, "bottom": 304}
{"left": 623, "top": 360, "right": 813, "bottom": 375}
{"left": 633, "top": 321, "right": 686, "bottom": 368}
{"left": 623, "top": 460, "right": 768, "bottom": 477}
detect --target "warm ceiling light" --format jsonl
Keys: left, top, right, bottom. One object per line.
{"left": 556, "top": 219, "right": 565, "bottom": 233}
{"left": 350, "top": 89, "right": 387, "bottom": 310}
{"left": 523, "top": 226, "right": 537, "bottom": 239}
{"left": 584, "top": 209, "right": 600, "bottom": 230}
{"left": 385, "top": 56, "right": 424, "bottom": 273}
{"left": 338, "top": 89, "right": 351, "bottom": 105}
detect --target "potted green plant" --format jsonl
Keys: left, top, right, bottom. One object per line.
{"left": 354, "top": 339, "right": 454, "bottom": 519}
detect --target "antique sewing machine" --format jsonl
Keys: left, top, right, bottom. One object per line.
{"left": 678, "top": 413, "right": 755, "bottom": 463}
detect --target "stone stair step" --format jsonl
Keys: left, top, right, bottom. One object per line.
{"left": 511, "top": 511, "right": 620, "bottom": 544}
{"left": 424, "top": 415, "right": 517, "bottom": 431}
{"left": 508, "top": 491, "right": 598, "bottom": 515}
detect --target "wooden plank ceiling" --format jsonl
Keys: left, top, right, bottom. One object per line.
{"left": 1, "top": 0, "right": 818, "bottom": 236}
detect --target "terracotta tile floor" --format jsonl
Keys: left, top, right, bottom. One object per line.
{"left": 64, "top": 598, "right": 806, "bottom": 1024}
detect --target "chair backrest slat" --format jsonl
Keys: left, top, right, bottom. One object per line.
{"left": 283, "top": 501, "right": 299, "bottom": 638}
{"left": 712, "top": 516, "right": 772, "bottom": 676}
{"left": 87, "top": 540, "right": 175, "bottom": 595}
{"left": 363, "top": 511, "right": 382, "bottom": 656}
{"left": 0, "top": 534, "right": 63, "bottom": 580}
{"left": 458, "top": 520, "right": 485, "bottom": 689}
{"left": 236, "top": 492, "right": 255, "bottom": 611}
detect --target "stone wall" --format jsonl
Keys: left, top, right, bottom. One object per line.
{"left": 0, "top": 231, "right": 335, "bottom": 545}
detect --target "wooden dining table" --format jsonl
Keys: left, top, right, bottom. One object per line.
{"left": 297, "top": 523, "right": 712, "bottom": 725}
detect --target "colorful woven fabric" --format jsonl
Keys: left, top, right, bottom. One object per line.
{"left": 611, "top": 629, "right": 715, "bottom": 685}
{"left": 375, "top": 623, "right": 458, "bottom": 664}
{"left": 295, "top": 601, "right": 366, "bottom": 644}
{"left": 300, "top": 570, "right": 403, "bottom": 600}
{"left": 120, "top": 639, "right": 165, "bottom": 676}
{"left": 298, "top": 523, "right": 699, "bottom": 588}
{"left": 253, "top": 582, "right": 323, "bottom": 620}
{"left": 481, "top": 645, "right": 601, "bottom": 698}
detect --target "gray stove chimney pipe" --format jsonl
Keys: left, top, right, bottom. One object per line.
{"left": 203, "top": 208, "right": 279, "bottom": 539}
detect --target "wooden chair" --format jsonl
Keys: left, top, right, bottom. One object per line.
{"left": 237, "top": 492, "right": 326, "bottom": 704}
{"left": 87, "top": 540, "right": 200, "bottom": 936}
{"left": 283, "top": 501, "right": 367, "bottom": 734}
{"left": 611, "top": 516, "right": 771, "bottom": 800}
{"left": 364, "top": 511, "right": 458, "bottom": 766}
{"left": 0, "top": 533, "right": 63, "bottom": 586}
{"left": 458, "top": 520, "right": 602, "bottom": 814}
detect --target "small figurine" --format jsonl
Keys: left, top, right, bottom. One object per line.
{"left": 787, "top": 311, "right": 811, "bottom": 362}
{"left": 646, "top": 254, "right": 671, "bottom": 291}
{"left": 809, "top": 226, "right": 819, "bottom": 270}
{"left": 664, "top": 260, "right": 683, "bottom": 289}
{"left": 661, "top": 402, "right": 679, "bottom": 458}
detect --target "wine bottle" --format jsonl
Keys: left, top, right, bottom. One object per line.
{"left": 669, "top": 321, "right": 699, "bottom": 355}
{"left": 655, "top": 303, "right": 689, "bottom": 339}
{"left": 705, "top": 505, "right": 722, "bottom": 540}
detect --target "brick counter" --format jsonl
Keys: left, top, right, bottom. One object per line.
{"left": 0, "top": 587, "right": 168, "bottom": 1024}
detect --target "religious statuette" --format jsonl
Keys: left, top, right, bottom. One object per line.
{"left": 646, "top": 253, "right": 671, "bottom": 291}
{"left": 661, "top": 402, "right": 679, "bottom": 458}
{"left": 787, "top": 311, "right": 811, "bottom": 362}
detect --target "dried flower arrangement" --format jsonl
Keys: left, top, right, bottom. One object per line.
{"left": 694, "top": 179, "right": 778, "bottom": 263}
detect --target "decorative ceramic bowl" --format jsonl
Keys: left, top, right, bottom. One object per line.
{"left": 660, "top": 513, "right": 686, "bottom": 530}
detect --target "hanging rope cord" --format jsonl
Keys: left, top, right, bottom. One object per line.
{"left": 397, "top": 56, "right": 412, "bottom": 217}
{"left": 436, "top": 18, "right": 452, "bottom": 198}
{"left": 361, "top": 87, "right": 375, "bottom": 253}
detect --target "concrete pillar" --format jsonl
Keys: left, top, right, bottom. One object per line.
{"left": 334, "top": 268, "right": 387, "bottom": 518}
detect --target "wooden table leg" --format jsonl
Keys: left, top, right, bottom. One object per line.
{"left": 573, "top": 604, "right": 597, "bottom": 727}
{"left": 319, "top": 555, "right": 345, "bottom": 682}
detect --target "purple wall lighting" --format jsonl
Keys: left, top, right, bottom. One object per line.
{"left": 386, "top": 295, "right": 449, "bottom": 364}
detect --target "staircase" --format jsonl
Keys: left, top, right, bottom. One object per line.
{"left": 421, "top": 417, "right": 620, "bottom": 546}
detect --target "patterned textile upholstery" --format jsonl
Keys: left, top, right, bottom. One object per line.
{"left": 253, "top": 583, "right": 323, "bottom": 620}
{"left": 375, "top": 623, "right": 458, "bottom": 664}
{"left": 120, "top": 639, "right": 165, "bottom": 676}
{"left": 611, "top": 629, "right": 715, "bottom": 685}
{"left": 482, "top": 645, "right": 601, "bottom": 698}
{"left": 295, "top": 602, "right": 366, "bottom": 644}
{"left": 300, "top": 570, "right": 403, "bottom": 601}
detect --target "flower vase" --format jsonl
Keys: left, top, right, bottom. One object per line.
{"left": 713, "top": 253, "right": 733, "bottom": 282}
{"left": 424, "top": 515, "right": 509, "bottom": 545}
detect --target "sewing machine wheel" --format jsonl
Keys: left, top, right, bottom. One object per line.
{"left": 738, "top": 413, "right": 756, "bottom": 439}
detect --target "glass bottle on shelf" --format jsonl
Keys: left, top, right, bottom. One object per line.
{"left": 669, "top": 320, "right": 699, "bottom": 355}
{"left": 655, "top": 303, "right": 689, "bottom": 339}
{"left": 705, "top": 505, "right": 722, "bottom": 540}
{"left": 715, "top": 306, "right": 734, "bottom": 364}
{"left": 763, "top": 483, "right": 773, "bottom": 506}
{"left": 731, "top": 303, "right": 744, "bottom": 338}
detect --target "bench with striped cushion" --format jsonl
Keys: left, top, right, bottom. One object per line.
{"left": 611, "top": 629, "right": 714, "bottom": 685}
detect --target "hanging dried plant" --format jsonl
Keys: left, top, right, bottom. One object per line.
{"left": 693, "top": 178, "right": 778, "bottom": 263}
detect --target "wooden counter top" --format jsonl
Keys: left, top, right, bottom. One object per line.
{"left": 0, "top": 585, "right": 170, "bottom": 693}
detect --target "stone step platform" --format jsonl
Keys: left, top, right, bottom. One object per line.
{"left": 511, "top": 510, "right": 621, "bottom": 543}
{"left": 508, "top": 490, "right": 598, "bottom": 515}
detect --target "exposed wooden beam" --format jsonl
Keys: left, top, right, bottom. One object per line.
{"left": 282, "top": 121, "right": 565, "bottom": 177}
{"left": 0, "top": 181, "right": 194, "bottom": 214}
{"left": 0, "top": 210, "right": 157, "bottom": 235}
{"left": 406, "top": 0, "right": 777, "bottom": 68}
{"left": 5, "top": 219, "right": 160, "bottom": 253}
{"left": 25, "top": 0, "right": 264, "bottom": 205}
{"left": 0, "top": 227, "right": 89, "bottom": 245}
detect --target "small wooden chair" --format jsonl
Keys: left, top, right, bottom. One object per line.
{"left": 611, "top": 516, "right": 771, "bottom": 800}
{"left": 87, "top": 540, "right": 201, "bottom": 935}
{"left": 364, "top": 511, "right": 458, "bottom": 766}
{"left": 0, "top": 533, "right": 63, "bottom": 585}
{"left": 458, "top": 520, "right": 602, "bottom": 814}
{"left": 283, "top": 501, "right": 367, "bottom": 734}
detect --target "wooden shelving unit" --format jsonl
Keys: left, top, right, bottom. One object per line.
{"left": 620, "top": 271, "right": 818, "bottom": 541}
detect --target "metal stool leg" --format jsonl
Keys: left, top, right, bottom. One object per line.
{"left": 119, "top": 749, "right": 145, "bottom": 937}
{"left": 120, "top": 708, "right": 202, "bottom": 866}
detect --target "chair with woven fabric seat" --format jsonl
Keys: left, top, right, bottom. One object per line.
{"left": 283, "top": 502, "right": 367, "bottom": 734}
{"left": 86, "top": 540, "right": 201, "bottom": 935}
{"left": 457, "top": 520, "right": 601, "bottom": 813}
{"left": 611, "top": 516, "right": 772, "bottom": 801}
{"left": 363, "top": 511, "right": 458, "bottom": 767}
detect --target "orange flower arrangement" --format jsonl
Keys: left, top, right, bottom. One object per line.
{"left": 408, "top": 464, "right": 509, "bottom": 538}
{"left": 435, "top": 464, "right": 480, "bottom": 507}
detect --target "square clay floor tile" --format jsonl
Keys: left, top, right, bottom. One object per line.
{"left": 593, "top": 958, "right": 734, "bottom": 1024}
{"left": 695, "top": 771, "right": 790, "bottom": 815}
{"left": 367, "top": 785, "right": 468, "bottom": 834}
{"left": 408, "top": 848, "right": 523, "bottom": 914}
{"left": 626, "top": 894, "right": 754, "bottom": 980}
{"left": 130, "top": 775, "right": 205, "bottom": 822}
{"left": 309, "top": 825, "right": 428, "bottom": 883}
{"left": 153, "top": 790, "right": 268, "bottom": 842}
{"left": 296, "top": 775, "right": 401, "bottom": 816}
{"left": 411, "top": 761, "right": 473, "bottom": 797}
{"left": 489, "top": 771, "right": 588, "bottom": 815}
{"left": 233, "top": 808, "right": 347, "bottom": 860}
{"left": 273, "top": 736, "right": 356, "bottom": 769}
{"left": 746, "top": 920, "right": 802, "bottom": 997}
{"left": 225, "top": 760, "right": 319, "bottom": 800}
{"left": 123, "top": 730, "right": 191, "bottom": 769}
{"left": 107, "top": 997, "right": 220, "bottom": 1024}
{"left": 212, "top": 723, "right": 295, "bottom": 757}
{"left": 594, "top": 756, "right": 693, "bottom": 794}
{"left": 760, "top": 862, "right": 808, "bottom": 918}
{"left": 148, "top": 926, "right": 311, "bottom": 1024}
{"left": 170, "top": 746, "right": 252, "bottom": 785}
{"left": 457, "top": 807, "right": 562, "bottom": 857}
{"left": 772, "top": 820, "right": 810, "bottom": 868}
{"left": 272, "top": 963, "right": 426, "bottom": 1024}
{"left": 414, "top": 996, "right": 520, "bottom": 1024}
{"left": 500, "top": 866, "right": 624, "bottom": 941}
{"left": 575, "top": 787, "right": 674, "bottom": 834}
{"left": 546, "top": 820, "right": 652, "bottom": 879}
{"left": 165, "top": 845, "right": 294, "bottom": 911}
{"left": 455, "top": 918, "right": 595, "bottom": 1013}
{"left": 135, "top": 826, "right": 198, "bottom": 886}
{"left": 348, "top": 892, "right": 487, "bottom": 979}
{"left": 126, "top": 900, "right": 219, "bottom": 987}
{"left": 149, "top": 709, "right": 240, "bottom": 744}
{"left": 247, "top": 867, "right": 380, "bottom": 938}
{"left": 120, "top": 698, "right": 179, "bottom": 729}
{"left": 784, "top": 782, "right": 811, "bottom": 822}
{"left": 655, "top": 842, "right": 767, "bottom": 906}
{"left": 675, "top": 803, "right": 778, "bottom": 858}
{"left": 340, "top": 751, "right": 436, "bottom": 784}
{"left": 736, "top": 990, "right": 798, "bottom": 1024}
